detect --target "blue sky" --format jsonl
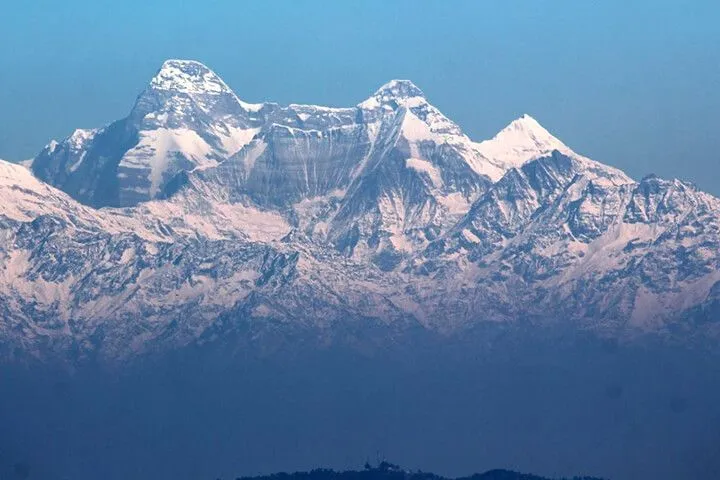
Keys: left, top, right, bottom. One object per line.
{"left": 1, "top": 0, "right": 719, "bottom": 193}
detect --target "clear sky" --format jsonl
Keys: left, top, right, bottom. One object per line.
{"left": 1, "top": 0, "right": 719, "bottom": 194}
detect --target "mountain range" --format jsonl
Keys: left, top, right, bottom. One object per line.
{"left": 2, "top": 59, "right": 719, "bottom": 363}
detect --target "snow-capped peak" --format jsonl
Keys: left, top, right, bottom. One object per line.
{"left": 359, "top": 79, "right": 426, "bottom": 109}
{"left": 147, "top": 59, "right": 263, "bottom": 113}
{"left": 374, "top": 79, "right": 424, "bottom": 99}
{"left": 149, "top": 59, "right": 233, "bottom": 95}
{"left": 488, "top": 114, "right": 568, "bottom": 159}
{"left": 469, "top": 114, "right": 633, "bottom": 185}
{"left": 470, "top": 114, "right": 571, "bottom": 176}
{"left": 67, "top": 128, "right": 98, "bottom": 150}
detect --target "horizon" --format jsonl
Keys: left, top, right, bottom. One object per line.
{"left": 2, "top": 0, "right": 720, "bottom": 195}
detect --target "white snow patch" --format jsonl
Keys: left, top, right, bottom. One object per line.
{"left": 358, "top": 96, "right": 381, "bottom": 110}
{"left": 399, "top": 110, "right": 436, "bottom": 142}
{"left": 132, "top": 191, "right": 291, "bottom": 243}
{"left": 436, "top": 192, "right": 473, "bottom": 216}
{"left": 239, "top": 140, "right": 268, "bottom": 172}
{"left": 68, "top": 151, "right": 87, "bottom": 173}
{"left": 120, "top": 248, "right": 136, "bottom": 264}
{"left": 406, "top": 157, "right": 443, "bottom": 188}
{"left": 462, "top": 229, "right": 481, "bottom": 243}
{"left": 216, "top": 126, "right": 260, "bottom": 156}
{"left": 120, "top": 128, "right": 216, "bottom": 197}
{"left": 289, "top": 104, "right": 350, "bottom": 113}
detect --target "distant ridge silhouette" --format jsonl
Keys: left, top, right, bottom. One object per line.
{"left": 231, "top": 461, "right": 604, "bottom": 480}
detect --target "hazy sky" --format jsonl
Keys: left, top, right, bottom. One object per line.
{"left": 1, "top": 0, "right": 719, "bottom": 194}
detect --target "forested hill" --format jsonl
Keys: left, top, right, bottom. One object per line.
{"left": 232, "top": 462, "right": 604, "bottom": 480}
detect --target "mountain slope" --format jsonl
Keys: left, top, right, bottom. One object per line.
{"left": 2, "top": 59, "right": 719, "bottom": 362}
{"left": 31, "top": 60, "right": 267, "bottom": 207}
{"left": 418, "top": 154, "right": 720, "bottom": 332}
